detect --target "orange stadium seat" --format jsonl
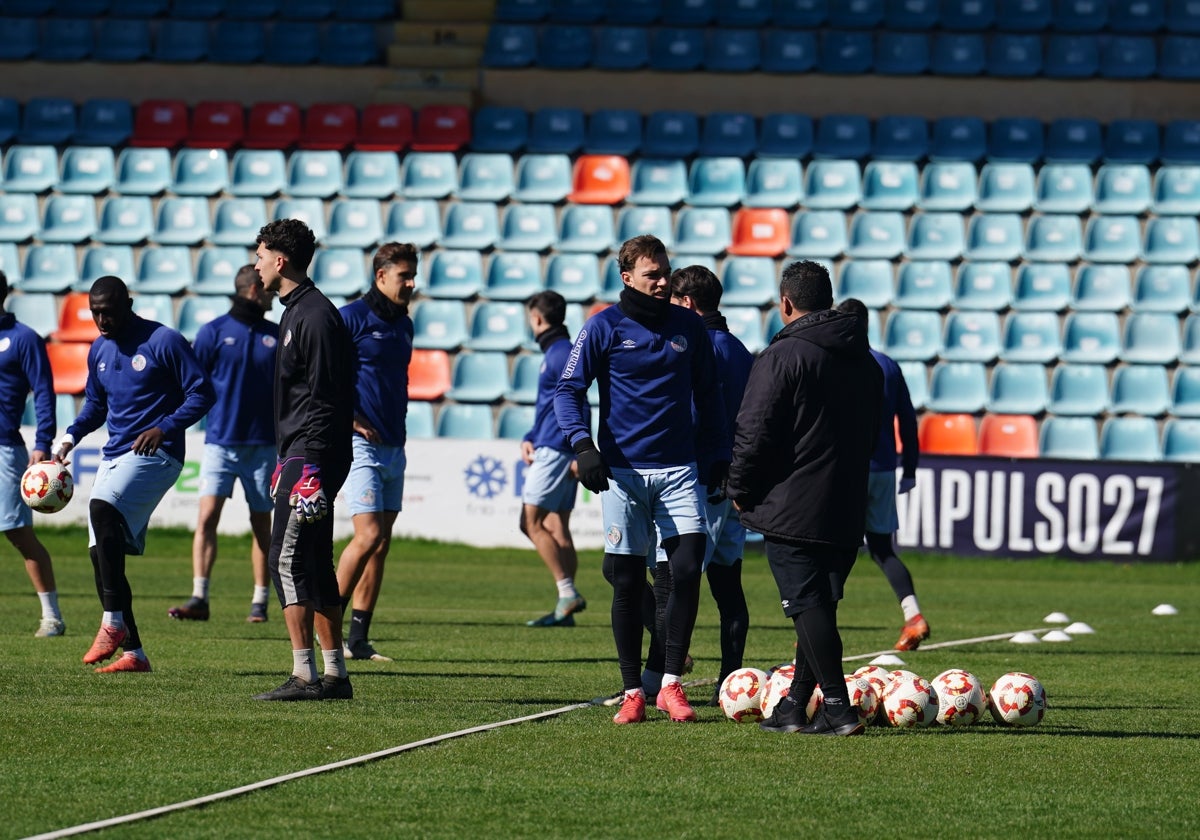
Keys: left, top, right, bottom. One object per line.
{"left": 407, "top": 348, "right": 452, "bottom": 401}
{"left": 918, "top": 412, "right": 979, "bottom": 455}
{"left": 728, "top": 207, "right": 790, "bottom": 256}
{"left": 568, "top": 155, "right": 631, "bottom": 204}
{"left": 978, "top": 414, "right": 1040, "bottom": 458}
{"left": 52, "top": 292, "right": 99, "bottom": 343}
{"left": 186, "top": 100, "right": 245, "bottom": 149}
{"left": 47, "top": 341, "right": 91, "bottom": 395}
{"left": 243, "top": 101, "right": 301, "bottom": 149}
{"left": 356, "top": 103, "right": 413, "bottom": 151}
{"left": 300, "top": 102, "right": 358, "bottom": 150}
{"left": 130, "top": 98, "right": 188, "bottom": 148}
{"left": 412, "top": 104, "right": 471, "bottom": 152}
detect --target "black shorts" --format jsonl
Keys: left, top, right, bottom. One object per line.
{"left": 764, "top": 539, "right": 857, "bottom": 617}
{"left": 268, "top": 455, "right": 349, "bottom": 610}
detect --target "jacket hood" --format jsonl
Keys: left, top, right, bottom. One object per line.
{"left": 771, "top": 309, "right": 869, "bottom": 358}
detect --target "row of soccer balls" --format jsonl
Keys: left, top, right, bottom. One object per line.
{"left": 20, "top": 462, "right": 74, "bottom": 514}
{"left": 719, "top": 664, "right": 1048, "bottom": 728}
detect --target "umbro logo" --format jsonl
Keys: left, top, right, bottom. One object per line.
{"left": 621, "top": 339, "right": 637, "bottom": 348}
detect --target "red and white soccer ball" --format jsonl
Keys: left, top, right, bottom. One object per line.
{"left": 844, "top": 674, "right": 880, "bottom": 723}
{"left": 931, "top": 669, "right": 987, "bottom": 726}
{"left": 989, "top": 672, "right": 1047, "bottom": 727}
{"left": 20, "top": 461, "right": 74, "bottom": 514}
{"left": 881, "top": 676, "right": 938, "bottom": 728}
{"left": 718, "top": 667, "right": 770, "bottom": 722}
{"left": 760, "top": 663, "right": 795, "bottom": 719}
{"left": 852, "top": 665, "right": 893, "bottom": 716}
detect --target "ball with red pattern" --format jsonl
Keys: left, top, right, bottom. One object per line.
{"left": 881, "top": 675, "right": 938, "bottom": 728}
{"left": 989, "top": 672, "right": 1047, "bottom": 727}
{"left": 931, "top": 669, "right": 987, "bottom": 726}
{"left": 20, "top": 461, "right": 74, "bottom": 514}
{"left": 718, "top": 667, "right": 770, "bottom": 722}
{"left": 760, "top": 663, "right": 795, "bottom": 719}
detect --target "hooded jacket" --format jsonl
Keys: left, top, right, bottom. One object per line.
{"left": 725, "top": 309, "right": 883, "bottom": 549}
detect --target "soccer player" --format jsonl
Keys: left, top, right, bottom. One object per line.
{"left": 169, "top": 265, "right": 278, "bottom": 624}
{"left": 835, "top": 298, "right": 928, "bottom": 651}
{"left": 519, "top": 290, "right": 585, "bottom": 628}
{"left": 555, "top": 235, "right": 729, "bottom": 725}
{"left": 726, "top": 260, "right": 882, "bottom": 736}
{"left": 251, "top": 219, "right": 355, "bottom": 702}
{"left": 54, "top": 275, "right": 215, "bottom": 673}
{"left": 334, "top": 242, "right": 416, "bottom": 662}
{"left": 0, "top": 271, "right": 66, "bottom": 637}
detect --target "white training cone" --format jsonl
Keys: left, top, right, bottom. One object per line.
{"left": 1041, "top": 630, "right": 1073, "bottom": 642}
{"left": 1064, "top": 621, "right": 1095, "bottom": 634}
{"left": 1043, "top": 612, "right": 1071, "bottom": 623}
{"left": 870, "top": 653, "right": 906, "bottom": 667}
{"left": 1010, "top": 631, "right": 1041, "bottom": 644}
{"left": 1152, "top": 604, "right": 1179, "bottom": 616}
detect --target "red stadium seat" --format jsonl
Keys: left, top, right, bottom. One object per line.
{"left": 130, "top": 99, "right": 188, "bottom": 148}
{"left": 47, "top": 341, "right": 91, "bottom": 395}
{"left": 52, "top": 292, "right": 99, "bottom": 343}
{"left": 978, "top": 414, "right": 1039, "bottom": 458}
{"left": 728, "top": 208, "right": 790, "bottom": 257}
{"left": 587, "top": 302, "right": 612, "bottom": 318}
{"left": 919, "top": 412, "right": 979, "bottom": 455}
{"left": 569, "top": 155, "right": 631, "bottom": 204}
{"left": 408, "top": 349, "right": 452, "bottom": 401}
{"left": 412, "top": 104, "right": 471, "bottom": 152}
{"left": 300, "top": 102, "right": 358, "bottom": 150}
{"left": 356, "top": 103, "right": 413, "bottom": 151}
{"left": 186, "top": 100, "right": 245, "bottom": 149}
{"left": 243, "top": 101, "right": 302, "bottom": 149}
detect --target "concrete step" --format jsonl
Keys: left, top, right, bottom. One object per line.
{"left": 402, "top": 0, "right": 495, "bottom": 23}
{"left": 387, "top": 43, "right": 483, "bottom": 68}
{"left": 393, "top": 21, "right": 490, "bottom": 46}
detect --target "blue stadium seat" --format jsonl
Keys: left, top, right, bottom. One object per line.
{"left": 1152, "top": 165, "right": 1200, "bottom": 215}
{"left": 512, "top": 153, "right": 572, "bottom": 203}
{"left": 401, "top": 151, "right": 459, "bottom": 199}
{"left": 988, "top": 117, "right": 1043, "bottom": 162}
{"left": 471, "top": 106, "right": 528, "bottom": 153}
{"left": 58, "top": 146, "right": 115, "bottom": 195}
{"left": 614, "top": 206, "right": 674, "bottom": 249}
{"left": 1056, "top": 0, "right": 1108, "bottom": 31}
{"left": 192, "top": 246, "right": 254, "bottom": 294}
{"left": 130, "top": 294, "right": 176, "bottom": 330}
{"left": 1099, "top": 417, "right": 1161, "bottom": 461}
{"left": 706, "top": 28, "right": 761, "bottom": 72}
{"left": 96, "top": 196, "right": 153, "bottom": 245}
{"left": 719, "top": 256, "right": 777, "bottom": 307}
{"left": 894, "top": 260, "right": 953, "bottom": 309}
{"left": 505, "top": 353, "right": 542, "bottom": 404}
{"left": 1111, "top": 0, "right": 1166, "bottom": 31}
{"left": 930, "top": 33, "right": 985, "bottom": 75}
{"left": 272, "top": 197, "right": 326, "bottom": 242}
{"left": 498, "top": 203, "right": 557, "bottom": 251}
{"left": 154, "top": 19, "right": 210, "bottom": 62}
{"left": 744, "top": 158, "right": 803, "bottom": 208}
{"left": 527, "top": 107, "right": 585, "bottom": 154}
{"left": 860, "top": 161, "right": 918, "bottom": 210}
{"left": 1047, "top": 363, "right": 1110, "bottom": 416}
{"left": 1111, "top": 365, "right": 1171, "bottom": 417}
{"left": 319, "top": 198, "right": 382, "bottom": 249}
{"left": 310, "top": 248, "right": 368, "bottom": 297}
{"left": 929, "top": 116, "right": 986, "bottom": 162}
{"left": 224, "top": 0, "right": 280, "bottom": 18}
{"left": 906, "top": 212, "right": 965, "bottom": 260}
{"left": 847, "top": 211, "right": 906, "bottom": 259}
{"left": 496, "top": 404, "right": 536, "bottom": 440}
{"left": 976, "top": 162, "right": 1035, "bottom": 212}
{"left": 176, "top": 295, "right": 226, "bottom": 342}
{"left": 660, "top": 0, "right": 716, "bottom": 24}
{"left": 1121, "top": 312, "right": 1181, "bottom": 364}
{"left": 1143, "top": 217, "right": 1200, "bottom": 264}
{"left": 940, "top": 0, "right": 995, "bottom": 29}
{"left": 1163, "top": 119, "right": 1200, "bottom": 165}
{"left": 455, "top": 153, "right": 515, "bottom": 203}
{"left": 1172, "top": 366, "right": 1200, "bottom": 415}
{"left": 585, "top": 109, "right": 642, "bottom": 156}
{"left": 987, "top": 363, "right": 1048, "bottom": 415}
{"left": 955, "top": 261, "right": 1012, "bottom": 311}
{"left": 592, "top": 26, "right": 649, "bottom": 70}
{"left": 885, "top": 0, "right": 938, "bottom": 28}
{"left": 436, "top": 403, "right": 496, "bottom": 439}
{"left": 1012, "top": 262, "right": 1072, "bottom": 311}
{"left": 1133, "top": 264, "right": 1190, "bottom": 313}
{"left": 802, "top": 160, "right": 861, "bottom": 209}
{"left": 406, "top": 401, "right": 435, "bottom": 439}
{"left": 544, "top": 253, "right": 601, "bottom": 302}
{"left": 1040, "top": 417, "right": 1099, "bottom": 460}
{"left": 1100, "top": 35, "right": 1157, "bottom": 78}
{"left": 828, "top": 0, "right": 882, "bottom": 27}
{"left": 836, "top": 260, "right": 893, "bottom": 309}
{"left": 721, "top": 306, "right": 766, "bottom": 354}
{"left": 627, "top": 158, "right": 688, "bottom": 205}
{"left": 965, "top": 213, "right": 1023, "bottom": 261}
{"left": 1001, "top": 311, "right": 1062, "bottom": 363}
{"left": 1104, "top": 119, "right": 1160, "bottom": 164}
{"left": 3, "top": 145, "right": 57, "bottom": 194}
{"left": 813, "top": 114, "right": 871, "bottom": 160}
{"left": 647, "top": 26, "right": 705, "bottom": 72}
{"left": 1094, "top": 163, "right": 1152, "bottom": 214}
{"left": 466, "top": 302, "right": 529, "bottom": 354}
{"left": 446, "top": 352, "right": 509, "bottom": 402}
{"left": 1073, "top": 264, "right": 1131, "bottom": 312}
{"left": 1162, "top": 35, "right": 1200, "bottom": 80}
{"left": 759, "top": 113, "right": 813, "bottom": 159}
{"left": 423, "top": 250, "right": 483, "bottom": 300}
{"left": 1034, "top": 163, "right": 1094, "bottom": 213}
{"left": 211, "top": 197, "right": 266, "bottom": 247}
{"left": 133, "top": 246, "right": 192, "bottom": 294}
{"left": 229, "top": 149, "right": 286, "bottom": 197}
{"left": 1061, "top": 311, "right": 1121, "bottom": 364}
{"left": 996, "top": 0, "right": 1051, "bottom": 30}
{"left": 75, "top": 99, "right": 133, "bottom": 146}
{"left": 0, "top": 194, "right": 38, "bottom": 243}
{"left": 898, "top": 360, "right": 929, "bottom": 409}
{"left": 762, "top": 29, "right": 818, "bottom": 73}
{"left": 0, "top": 98, "right": 17, "bottom": 146}
{"left": 1045, "top": 118, "right": 1103, "bottom": 164}
{"left": 152, "top": 197, "right": 210, "bottom": 245}
{"left": 872, "top": 116, "right": 928, "bottom": 160}
{"left": 674, "top": 207, "right": 732, "bottom": 256}
{"left": 1162, "top": 418, "right": 1200, "bottom": 461}
{"left": 37, "top": 18, "right": 94, "bottom": 63}
{"left": 1043, "top": 33, "right": 1100, "bottom": 78}
{"left": 19, "top": 245, "right": 76, "bottom": 293}
{"left": 817, "top": 29, "right": 873, "bottom": 75}
{"left": 597, "top": 258, "right": 624, "bottom": 302}
{"left": 926, "top": 361, "right": 988, "bottom": 413}
{"left": 687, "top": 157, "right": 745, "bottom": 207}
{"left": 987, "top": 33, "right": 1042, "bottom": 77}
{"left": 874, "top": 31, "right": 930, "bottom": 75}
{"left": 438, "top": 202, "right": 498, "bottom": 252}
{"left": 0, "top": 18, "right": 37, "bottom": 62}
{"left": 536, "top": 23, "right": 593, "bottom": 69}
{"left": 78, "top": 245, "right": 134, "bottom": 292}
{"left": 209, "top": 19, "right": 265, "bottom": 63}
{"left": 39, "top": 195, "right": 97, "bottom": 244}
{"left": 481, "top": 252, "right": 540, "bottom": 302}
{"left": 788, "top": 209, "right": 846, "bottom": 258}
{"left": 941, "top": 311, "right": 1001, "bottom": 362}
{"left": 772, "top": 0, "right": 827, "bottom": 26}
{"left": 918, "top": 161, "right": 978, "bottom": 211}
{"left": 286, "top": 150, "right": 344, "bottom": 198}
{"left": 557, "top": 205, "right": 615, "bottom": 254}
{"left": 318, "top": 21, "right": 379, "bottom": 66}
{"left": 699, "top": 112, "right": 756, "bottom": 158}
{"left": 1084, "top": 215, "right": 1142, "bottom": 263}
{"left": 171, "top": 149, "right": 230, "bottom": 197}
{"left": 342, "top": 151, "right": 400, "bottom": 199}
{"left": 643, "top": 111, "right": 700, "bottom": 158}
{"left": 715, "top": 0, "right": 773, "bottom": 25}
{"left": 114, "top": 147, "right": 170, "bottom": 196}
{"left": 882, "top": 309, "right": 942, "bottom": 361}
{"left": 264, "top": 20, "right": 319, "bottom": 64}
{"left": 1023, "top": 215, "right": 1083, "bottom": 263}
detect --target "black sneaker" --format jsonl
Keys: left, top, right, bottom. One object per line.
{"left": 320, "top": 675, "right": 353, "bottom": 700}
{"left": 759, "top": 695, "right": 805, "bottom": 733}
{"left": 799, "top": 707, "right": 865, "bottom": 736}
{"left": 252, "top": 675, "right": 322, "bottom": 701}
{"left": 168, "top": 597, "right": 210, "bottom": 621}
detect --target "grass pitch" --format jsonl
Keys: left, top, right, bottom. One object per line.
{"left": 2, "top": 526, "right": 1197, "bottom": 839}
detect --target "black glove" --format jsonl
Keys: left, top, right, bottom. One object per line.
{"left": 573, "top": 438, "right": 610, "bottom": 494}
{"left": 706, "top": 460, "right": 730, "bottom": 504}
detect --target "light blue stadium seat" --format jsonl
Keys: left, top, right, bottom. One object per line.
{"left": 699, "top": 112, "right": 757, "bottom": 158}
{"left": 425, "top": 250, "right": 484, "bottom": 300}
{"left": 964, "top": 213, "right": 1022, "bottom": 261}
{"left": 988, "top": 117, "right": 1043, "bottom": 162}
{"left": 286, "top": 150, "right": 343, "bottom": 199}
{"left": 1073, "top": 264, "right": 1131, "bottom": 311}
{"left": 1040, "top": 416, "right": 1099, "bottom": 459}
{"left": 723, "top": 305, "right": 766, "bottom": 354}
{"left": 498, "top": 203, "right": 557, "bottom": 252}
{"left": 598, "top": 258, "right": 623, "bottom": 302}
{"left": 1061, "top": 311, "right": 1121, "bottom": 364}
{"left": 976, "top": 162, "right": 1035, "bottom": 212}
{"left": 176, "top": 295, "right": 226, "bottom": 342}
{"left": 456, "top": 153, "right": 515, "bottom": 203}
{"left": 894, "top": 260, "right": 953, "bottom": 309}
{"left": 764, "top": 305, "right": 785, "bottom": 342}
{"left": 1084, "top": 215, "right": 1142, "bottom": 263}
{"left": 1034, "top": 163, "right": 1094, "bottom": 213}
{"left": 906, "top": 212, "right": 965, "bottom": 260}
{"left": 78, "top": 245, "right": 135, "bottom": 291}
{"left": 1111, "top": 365, "right": 1171, "bottom": 417}
{"left": 788, "top": 210, "right": 846, "bottom": 258}
{"left": 585, "top": 108, "right": 642, "bottom": 156}
{"left": 929, "top": 115, "right": 986, "bottom": 162}
{"left": 19, "top": 97, "right": 76, "bottom": 144}
{"left": 954, "top": 261, "right": 1011, "bottom": 310}
{"left": 1045, "top": 117, "right": 1103, "bottom": 164}
{"left": 1100, "top": 417, "right": 1161, "bottom": 461}
{"left": 273, "top": 197, "right": 327, "bottom": 242}
{"left": 1023, "top": 215, "right": 1083, "bottom": 263}
{"left": 512, "top": 153, "right": 572, "bottom": 203}
{"left": 874, "top": 30, "right": 930, "bottom": 75}
{"left": 401, "top": 151, "right": 459, "bottom": 199}
{"left": 436, "top": 403, "right": 496, "bottom": 439}
{"left": 398, "top": 399, "right": 433, "bottom": 439}
{"left": 528, "top": 106, "right": 585, "bottom": 154}
{"left": 758, "top": 113, "right": 814, "bottom": 159}
{"left": 440, "top": 202, "right": 499, "bottom": 252}
{"left": 847, "top": 211, "right": 905, "bottom": 259}
{"left": 343, "top": 151, "right": 400, "bottom": 199}
{"left": 171, "top": 148, "right": 230, "bottom": 197}
{"left": 592, "top": 26, "right": 649, "bottom": 71}
{"left": 3, "top": 145, "right": 57, "bottom": 194}
{"left": 210, "top": 197, "right": 266, "bottom": 248}
{"left": 1001, "top": 311, "right": 1062, "bottom": 363}
{"left": 720, "top": 257, "right": 777, "bottom": 307}
{"left": 813, "top": 114, "right": 871, "bottom": 160}
{"left": 229, "top": 150, "right": 286, "bottom": 198}
{"left": 926, "top": 361, "right": 988, "bottom": 413}
{"left": 0, "top": 194, "right": 38, "bottom": 243}
{"left": 615, "top": 206, "right": 674, "bottom": 250}
{"left": 686, "top": 157, "right": 746, "bottom": 207}
{"left": 310, "top": 248, "right": 368, "bottom": 297}
{"left": 803, "top": 160, "right": 861, "bottom": 210}
{"left": 497, "top": 404, "right": 537, "bottom": 440}
{"left": 1133, "top": 265, "right": 1190, "bottom": 313}
{"left": 321, "top": 198, "right": 383, "bottom": 249}
{"left": 545, "top": 253, "right": 601, "bottom": 302}
{"left": 558, "top": 205, "right": 615, "bottom": 254}
{"left": 40, "top": 195, "right": 97, "bottom": 244}
{"left": 1122, "top": 312, "right": 1181, "bottom": 364}
{"left": 1162, "top": 418, "right": 1200, "bottom": 461}
{"left": 675, "top": 207, "right": 732, "bottom": 256}
{"left": 470, "top": 106, "right": 528, "bottom": 154}
{"left": 1100, "top": 35, "right": 1156, "bottom": 79}
{"left": 837, "top": 260, "right": 893, "bottom": 309}
{"left": 192, "top": 247, "right": 253, "bottom": 294}
{"left": 134, "top": 246, "right": 192, "bottom": 294}
{"left": 941, "top": 311, "right": 1001, "bottom": 363}
{"left": 446, "top": 352, "right": 509, "bottom": 403}
{"left": 115, "top": 148, "right": 170, "bottom": 196}
{"left": 20, "top": 244, "right": 76, "bottom": 293}
{"left": 1152, "top": 165, "right": 1200, "bottom": 215}
{"left": 738, "top": 159, "right": 802, "bottom": 210}
{"left": 987, "top": 363, "right": 1048, "bottom": 415}
{"left": 627, "top": 158, "right": 688, "bottom": 206}
{"left": 1173, "top": 364, "right": 1200, "bottom": 414}
{"left": 1094, "top": 163, "right": 1153, "bottom": 214}
{"left": 918, "top": 161, "right": 978, "bottom": 211}
{"left": 6, "top": 291, "right": 57, "bottom": 336}
{"left": 383, "top": 200, "right": 440, "bottom": 250}
{"left": 1048, "top": 363, "right": 1110, "bottom": 416}
{"left": 58, "top": 146, "right": 115, "bottom": 195}
{"left": 1143, "top": 217, "right": 1200, "bottom": 264}
{"left": 130, "top": 293, "right": 176, "bottom": 329}
{"left": 988, "top": 32, "right": 1042, "bottom": 77}
{"left": 930, "top": 32, "right": 986, "bottom": 75}
{"left": 1104, "top": 118, "right": 1160, "bottom": 164}
{"left": 467, "top": 302, "right": 530, "bottom": 352}
{"left": 484, "top": 251, "right": 542, "bottom": 301}
{"left": 505, "top": 353, "right": 541, "bottom": 404}
{"left": 882, "top": 309, "right": 942, "bottom": 361}
{"left": 860, "top": 161, "right": 918, "bottom": 210}
{"left": 898, "top": 360, "right": 929, "bottom": 409}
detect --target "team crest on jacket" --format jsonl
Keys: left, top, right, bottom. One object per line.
{"left": 131, "top": 354, "right": 147, "bottom": 371}
{"left": 606, "top": 525, "right": 622, "bottom": 546}
{"left": 670, "top": 335, "right": 688, "bottom": 352}
{"left": 0, "top": 337, "right": 9, "bottom": 353}
{"left": 222, "top": 336, "right": 236, "bottom": 346}
{"left": 283, "top": 329, "right": 292, "bottom": 346}
{"left": 262, "top": 335, "right": 276, "bottom": 348}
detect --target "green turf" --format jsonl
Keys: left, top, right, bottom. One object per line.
{"left": 2, "top": 526, "right": 1197, "bottom": 839}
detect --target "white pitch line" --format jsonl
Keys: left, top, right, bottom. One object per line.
{"left": 842, "top": 628, "right": 1051, "bottom": 662}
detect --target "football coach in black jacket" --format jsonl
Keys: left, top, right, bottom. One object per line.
{"left": 726, "top": 259, "right": 883, "bottom": 736}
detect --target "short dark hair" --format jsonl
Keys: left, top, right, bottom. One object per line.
{"left": 373, "top": 242, "right": 419, "bottom": 275}
{"left": 835, "top": 297, "right": 868, "bottom": 321}
{"left": 90, "top": 274, "right": 130, "bottom": 302}
{"left": 617, "top": 234, "right": 668, "bottom": 274}
{"left": 670, "top": 265, "right": 722, "bottom": 312}
{"left": 0, "top": 270, "right": 8, "bottom": 305}
{"left": 256, "top": 218, "right": 316, "bottom": 272}
{"left": 234, "top": 264, "right": 260, "bottom": 294}
{"left": 527, "top": 290, "right": 566, "bottom": 327}
{"left": 780, "top": 260, "right": 833, "bottom": 313}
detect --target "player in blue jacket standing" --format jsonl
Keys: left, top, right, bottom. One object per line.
{"left": 55, "top": 276, "right": 215, "bottom": 673}
{"left": 555, "top": 235, "right": 729, "bottom": 725}
{"left": 334, "top": 242, "right": 416, "bottom": 663}
{"left": 169, "top": 264, "right": 278, "bottom": 624}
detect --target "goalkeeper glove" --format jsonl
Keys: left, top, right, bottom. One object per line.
{"left": 573, "top": 438, "right": 610, "bottom": 494}
{"left": 898, "top": 474, "right": 916, "bottom": 495}
{"left": 290, "top": 464, "right": 328, "bottom": 523}
{"left": 269, "top": 460, "right": 284, "bottom": 500}
{"left": 706, "top": 460, "right": 729, "bottom": 504}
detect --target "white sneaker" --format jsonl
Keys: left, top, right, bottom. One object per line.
{"left": 35, "top": 617, "right": 65, "bottom": 637}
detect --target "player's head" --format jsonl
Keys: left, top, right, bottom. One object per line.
{"left": 527, "top": 290, "right": 567, "bottom": 334}
{"left": 234, "top": 263, "right": 272, "bottom": 311}
{"left": 371, "top": 242, "right": 418, "bottom": 307}
{"left": 88, "top": 275, "right": 133, "bottom": 339}
{"left": 618, "top": 234, "right": 671, "bottom": 299}
{"left": 835, "top": 297, "right": 872, "bottom": 344}
{"left": 255, "top": 218, "right": 317, "bottom": 291}
{"left": 670, "top": 265, "right": 722, "bottom": 314}
{"left": 0, "top": 270, "right": 8, "bottom": 308}
{"left": 779, "top": 260, "right": 833, "bottom": 323}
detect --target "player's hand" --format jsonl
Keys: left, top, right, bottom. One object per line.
{"left": 53, "top": 437, "right": 74, "bottom": 465}
{"left": 29, "top": 450, "right": 48, "bottom": 468}
{"left": 899, "top": 475, "right": 916, "bottom": 494}
{"left": 269, "top": 460, "right": 284, "bottom": 500}
{"left": 132, "top": 427, "right": 164, "bottom": 456}
{"left": 519, "top": 440, "right": 535, "bottom": 464}
{"left": 572, "top": 438, "right": 610, "bottom": 494}
{"left": 705, "top": 460, "right": 729, "bottom": 504}
{"left": 353, "top": 416, "right": 380, "bottom": 443}
{"left": 290, "top": 464, "right": 328, "bottom": 523}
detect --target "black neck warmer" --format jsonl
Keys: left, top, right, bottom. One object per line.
{"left": 229, "top": 296, "right": 266, "bottom": 325}
{"left": 364, "top": 285, "right": 407, "bottom": 322}
{"left": 618, "top": 286, "right": 670, "bottom": 328}
{"left": 702, "top": 311, "right": 728, "bottom": 333}
{"left": 535, "top": 323, "right": 569, "bottom": 352}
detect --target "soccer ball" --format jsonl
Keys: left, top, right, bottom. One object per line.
{"left": 881, "top": 676, "right": 938, "bottom": 728}
{"left": 989, "top": 672, "right": 1047, "bottom": 727}
{"left": 890, "top": 669, "right": 921, "bottom": 684}
{"left": 852, "top": 665, "right": 893, "bottom": 712}
{"left": 718, "top": 667, "right": 770, "bottom": 722}
{"left": 760, "top": 663, "right": 795, "bottom": 719}
{"left": 20, "top": 461, "right": 73, "bottom": 513}
{"left": 844, "top": 675, "right": 880, "bottom": 723}
{"left": 931, "top": 669, "right": 987, "bottom": 726}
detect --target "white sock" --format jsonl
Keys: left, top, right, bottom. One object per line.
{"left": 901, "top": 595, "right": 921, "bottom": 622}
{"left": 192, "top": 577, "right": 209, "bottom": 601}
{"left": 555, "top": 577, "right": 576, "bottom": 599}
{"left": 252, "top": 585, "right": 270, "bottom": 605}
{"left": 102, "top": 610, "right": 124, "bottom": 629}
{"left": 37, "top": 591, "right": 60, "bottom": 620}
{"left": 322, "top": 647, "right": 347, "bottom": 680}
{"left": 662, "top": 674, "right": 680, "bottom": 686}
{"left": 625, "top": 687, "right": 644, "bottom": 699}
{"left": 291, "top": 648, "right": 318, "bottom": 683}
{"left": 124, "top": 647, "right": 146, "bottom": 661}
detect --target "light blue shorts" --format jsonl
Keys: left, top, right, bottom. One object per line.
{"left": 88, "top": 449, "right": 182, "bottom": 555}
{"left": 521, "top": 447, "right": 577, "bottom": 512}
{"left": 648, "top": 496, "right": 746, "bottom": 570}
{"left": 199, "top": 443, "right": 275, "bottom": 513}
{"left": 345, "top": 436, "right": 407, "bottom": 516}
{"left": 602, "top": 464, "right": 706, "bottom": 557}
{"left": 864, "top": 470, "right": 900, "bottom": 534}
{"left": 0, "top": 444, "right": 33, "bottom": 531}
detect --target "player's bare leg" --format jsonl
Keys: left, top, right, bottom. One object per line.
{"left": 7, "top": 525, "right": 64, "bottom": 637}
{"left": 337, "top": 510, "right": 397, "bottom": 660}
{"left": 246, "top": 509, "right": 271, "bottom": 622}
{"left": 521, "top": 506, "right": 585, "bottom": 626}
{"left": 171, "top": 495, "right": 224, "bottom": 621}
